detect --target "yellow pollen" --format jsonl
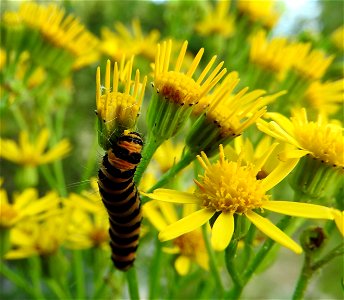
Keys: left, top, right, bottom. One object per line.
{"left": 293, "top": 116, "right": 344, "bottom": 167}
{"left": 155, "top": 71, "right": 201, "bottom": 105}
{"left": 195, "top": 145, "right": 269, "bottom": 213}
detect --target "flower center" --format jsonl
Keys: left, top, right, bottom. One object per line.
{"left": 195, "top": 159, "right": 269, "bottom": 214}
{"left": 173, "top": 231, "right": 205, "bottom": 257}
{"left": 0, "top": 203, "right": 18, "bottom": 228}
{"left": 293, "top": 120, "right": 343, "bottom": 168}
{"left": 89, "top": 227, "right": 109, "bottom": 247}
{"left": 154, "top": 71, "right": 201, "bottom": 106}
{"left": 99, "top": 92, "right": 140, "bottom": 128}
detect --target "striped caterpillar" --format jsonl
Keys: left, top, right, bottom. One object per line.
{"left": 98, "top": 130, "right": 143, "bottom": 271}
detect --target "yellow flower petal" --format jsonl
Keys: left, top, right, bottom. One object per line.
{"left": 142, "top": 201, "right": 168, "bottom": 231}
{"left": 279, "top": 149, "right": 311, "bottom": 160}
{"left": 159, "top": 202, "right": 179, "bottom": 224}
{"left": 175, "top": 255, "right": 191, "bottom": 276}
{"left": 195, "top": 250, "right": 209, "bottom": 271}
{"left": 5, "top": 248, "right": 38, "bottom": 260}
{"left": 36, "top": 129, "right": 49, "bottom": 154}
{"left": 162, "top": 246, "right": 180, "bottom": 254}
{"left": 159, "top": 209, "right": 213, "bottom": 241}
{"left": 331, "top": 209, "right": 344, "bottom": 236}
{"left": 13, "top": 188, "right": 38, "bottom": 209}
{"left": 262, "top": 201, "right": 334, "bottom": 220}
{"left": 142, "top": 189, "right": 199, "bottom": 204}
{"left": 245, "top": 210, "right": 302, "bottom": 254}
{"left": 261, "top": 158, "right": 299, "bottom": 191}
{"left": 39, "top": 139, "right": 71, "bottom": 164}
{"left": 211, "top": 212, "right": 234, "bottom": 251}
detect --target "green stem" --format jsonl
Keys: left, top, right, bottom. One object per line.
{"left": 52, "top": 160, "right": 68, "bottom": 197}
{"left": 312, "top": 242, "right": 344, "bottom": 271}
{"left": 29, "top": 256, "right": 45, "bottom": 299}
{"left": 292, "top": 254, "right": 312, "bottom": 300}
{"left": 77, "top": 133, "right": 99, "bottom": 193}
{"left": 126, "top": 267, "right": 140, "bottom": 300}
{"left": 10, "top": 104, "right": 28, "bottom": 131}
{"left": 292, "top": 242, "right": 344, "bottom": 300}
{"left": 39, "top": 165, "right": 59, "bottom": 190}
{"left": 243, "top": 215, "right": 292, "bottom": 282}
{"left": 0, "top": 261, "right": 37, "bottom": 297}
{"left": 146, "top": 151, "right": 195, "bottom": 194}
{"left": 45, "top": 279, "right": 68, "bottom": 299}
{"left": 202, "top": 225, "right": 224, "bottom": 298}
{"left": 72, "top": 250, "right": 85, "bottom": 299}
{"left": 225, "top": 238, "right": 243, "bottom": 288}
{"left": 149, "top": 236, "right": 163, "bottom": 299}
{"left": 241, "top": 225, "right": 256, "bottom": 270}
{"left": 134, "top": 133, "right": 163, "bottom": 186}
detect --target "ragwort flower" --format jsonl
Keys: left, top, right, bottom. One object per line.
{"left": 237, "top": 0, "right": 281, "bottom": 29}
{"left": 143, "top": 145, "right": 339, "bottom": 253}
{"left": 64, "top": 192, "right": 109, "bottom": 250}
{"left": 0, "top": 185, "right": 59, "bottom": 229}
{"left": 194, "top": 0, "right": 235, "bottom": 38}
{"left": 257, "top": 108, "right": 343, "bottom": 198}
{"left": 304, "top": 79, "right": 344, "bottom": 116}
{"left": 96, "top": 57, "right": 147, "bottom": 149}
{"left": 100, "top": 19, "right": 160, "bottom": 62}
{"left": 18, "top": 2, "right": 99, "bottom": 72}
{"left": 5, "top": 211, "right": 67, "bottom": 259}
{"left": 143, "top": 201, "right": 208, "bottom": 275}
{"left": 0, "top": 129, "right": 71, "bottom": 167}
{"left": 148, "top": 39, "right": 227, "bottom": 141}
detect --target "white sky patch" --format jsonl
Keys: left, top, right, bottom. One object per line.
{"left": 273, "top": 0, "right": 321, "bottom": 36}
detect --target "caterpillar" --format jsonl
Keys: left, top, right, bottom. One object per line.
{"left": 97, "top": 130, "right": 143, "bottom": 271}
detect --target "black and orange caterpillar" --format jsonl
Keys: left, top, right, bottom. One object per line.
{"left": 98, "top": 131, "right": 143, "bottom": 271}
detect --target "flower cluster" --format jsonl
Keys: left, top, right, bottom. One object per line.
{"left": 1, "top": 1, "right": 343, "bottom": 299}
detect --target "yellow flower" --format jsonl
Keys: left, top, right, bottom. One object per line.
{"left": 64, "top": 193, "right": 109, "bottom": 250}
{"left": 152, "top": 140, "right": 185, "bottom": 173}
{"left": 187, "top": 72, "right": 284, "bottom": 155}
{"left": 249, "top": 30, "right": 295, "bottom": 76}
{"left": 224, "top": 135, "right": 290, "bottom": 179}
{"left": 331, "top": 25, "right": 344, "bottom": 51}
{"left": 143, "top": 201, "right": 208, "bottom": 275}
{"left": 292, "top": 47, "right": 334, "bottom": 81}
{"left": 257, "top": 108, "right": 344, "bottom": 168}
{"left": 101, "top": 19, "right": 160, "bottom": 62}
{"left": 96, "top": 57, "right": 147, "bottom": 148}
{"left": 153, "top": 40, "right": 226, "bottom": 107}
{"left": 0, "top": 48, "right": 6, "bottom": 71}
{"left": 0, "top": 186, "right": 59, "bottom": 229}
{"left": 304, "top": 79, "right": 344, "bottom": 116}
{"left": 0, "top": 129, "right": 71, "bottom": 166}
{"left": 5, "top": 211, "right": 67, "bottom": 259}
{"left": 143, "top": 145, "right": 338, "bottom": 253}
{"left": 194, "top": 0, "right": 235, "bottom": 37}
{"left": 18, "top": 2, "right": 99, "bottom": 68}
{"left": 237, "top": 0, "right": 280, "bottom": 29}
